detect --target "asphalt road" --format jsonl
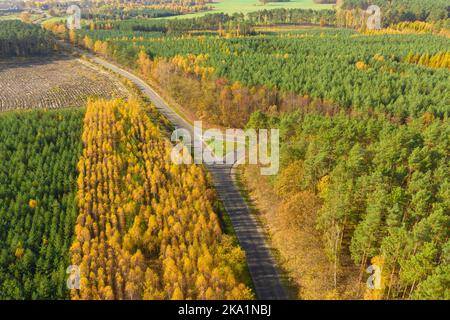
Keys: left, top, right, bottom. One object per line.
{"left": 83, "top": 53, "right": 288, "bottom": 300}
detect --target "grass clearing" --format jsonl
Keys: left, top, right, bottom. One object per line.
{"left": 0, "top": 13, "right": 45, "bottom": 22}
{"left": 204, "top": 135, "right": 246, "bottom": 159}
{"left": 163, "top": 0, "right": 334, "bottom": 19}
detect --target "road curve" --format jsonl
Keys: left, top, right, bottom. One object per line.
{"left": 84, "top": 53, "right": 288, "bottom": 300}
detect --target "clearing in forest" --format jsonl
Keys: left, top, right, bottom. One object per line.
{"left": 0, "top": 55, "right": 129, "bottom": 111}
{"left": 163, "top": 0, "right": 333, "bottom": 19}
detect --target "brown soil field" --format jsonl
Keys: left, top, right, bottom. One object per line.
{"left": 0, "top": 55, "right": 129, "bottom": 111}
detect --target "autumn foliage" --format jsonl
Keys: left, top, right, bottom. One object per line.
{"left": 404, "top": 52, "right": 450, "bottom": 70}
{"left": 71, "top": 98, "right": 253, "bottom": 300}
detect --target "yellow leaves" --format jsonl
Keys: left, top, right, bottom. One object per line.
{"left": 147, "top": 215, "right": 157, "bottom": 232}
{"left": 29, "top": 199, "right": 37, "bottom": 209}
{"left": 230, "top": 81, "right": 242, "bottom": 91}
{"left": 71, "top": 97, "right": 252, "bottom": 300}
{"left": 272, "top": 53, "right": 290, "bottom": 60}
{"left": 391, "top": 21, "right": 433, "bottom": 34}
{"left": 205, "top": 287, "right": 215, "bottom": 300}
{"left": 374, "top": 53, "right": 384, "bottom": 62}
{"left": 207, "top": 67, "right": 215, "bottom": 75}
{"left": 171, "top": 287, "right": 184, "bottom": 300}
{"left": 131, "top": 250, "right": 145, "bottom": 269}
{"left": 356, "top": 61, "right": 369, "bottom": 71}
{"left": 405, "top": 52, "right": 450, "bottom": 70}
{"left": 317, "top": 175, "right": 330, "bottom": 199}
{"left": 83, "top": 36, "right": 93, "bottom": 50}
{"left": 191, "top": 187, "right": 201, "bottom": 199}
{"left": 170, "top": 54, "right": 214, "bottom": 78}
{"left": 42, "top": 21, "right": 67, "bottom": 38}
{"left": 194, "top": 64, "right": 202, "bottom": 75}
{"left": 362, "top": 21, "right": 443, "bottom": 37}
{"left": 131, "top": 186, "right": 145, "bottom": 203}
{"left": 124, "top": 202, "right": 136, "bottom": 215}
{"left": 15, "top": 243, "right": 24, "bottom": 259}
{"left": 20, "top": 12, "right": 31, "bottom": 23}
{"left": 93, "top": 40, "right": 108, "bottom": 56}
{"left": 422, "top": 111, "right": 435, "bottom": 126}
{"left": 196, "top": 53, "right": 209, "bottom": 63}
{"left": 364, "top": 256, "right": 386, "bottom": 300}
{"left": 56, "top": 24, "right": 67, "bottom": 35}
{"left": 69, "top": 30, "right": 77, "bottom": 45}
{"left": 137, "top": 50, "right": 152, "bottom": 78}
{"left": 197, "top": 252, "right": 213, "bottom": 274}
{"left": 102, "top": 286, "right": 114, "bottom": 300}
{"left": 279, "top": 191, "right": 321, "bottom": 228}
{"left": 274, "top": 160, "right": 304, "bottom": 197}
{"left": 229, "top": 283, "right": 255, "bottom": 300}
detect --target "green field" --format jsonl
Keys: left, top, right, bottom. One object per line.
{"left": 0, "top": 13, "right": 46, "bottom": 22}
{"left": 9, "top": 0, "right": 334, "bottom": 25}
{"left": 165, "top": 0, "right": 334, "bottom": 19}
{"left": 0, "top": 14, "right": 18, "bottom": 21}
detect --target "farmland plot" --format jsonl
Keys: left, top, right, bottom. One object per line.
{"left": 0, "top": 56, "right": 129, "bottom": 111}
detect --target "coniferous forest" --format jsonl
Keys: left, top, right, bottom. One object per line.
{"left": 0, "top": 21, "right": 55, "bottom": 57}
{"left": 0, "top": 109, "right": 83, "bottom": 299}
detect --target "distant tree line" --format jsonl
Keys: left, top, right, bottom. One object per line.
{"left": 340, "top": 0, "right": 449, "bottom": 25}
{"left": 247, "top": 8, "right": 337, "bottom": 25}
{"left": 89, "top": 9, "right": 337, "bottom": 34}
{"left": 0, "top": 21, "right": 55, "bottom": 57}
{"left": 87, "top": 5, "right": 448, "bottom": 35}
{"left": 82, "top": 8, "right": 180, "bottom": 20}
